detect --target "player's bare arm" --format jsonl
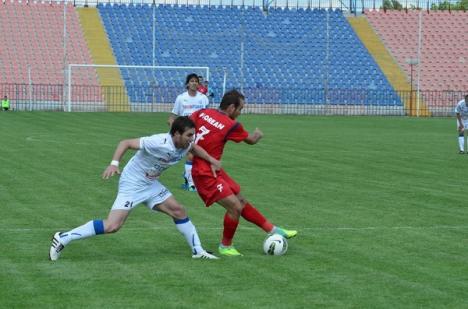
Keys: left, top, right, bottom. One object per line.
{"left": 457, "top": 113, "right": 464, "bottom": 132}
{"left": 102, "top": 138, "right": 141, "bottom": 179}
{"left": 167, "top": 113, "right": 178, "bottom": 127}
{"left": 244, "top": 128, "right": 264, "bottom": 145}
{"left": 190, "top": 144, "right": 221, "bottom": 176}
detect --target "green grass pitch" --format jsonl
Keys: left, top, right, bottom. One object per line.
{"left": 0, "top": 112, "right": 467, "bottom": 308}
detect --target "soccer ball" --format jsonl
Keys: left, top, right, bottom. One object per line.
{"left": 263, "top": 234, "right": 288, "bottom": 256}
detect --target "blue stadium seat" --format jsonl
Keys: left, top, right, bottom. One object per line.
{"left": 99, "top": 5, "right": 401, "bottom": 106}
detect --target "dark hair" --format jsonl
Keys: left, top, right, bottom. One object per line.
{"left": 170, "top": 116, "right": 195, "bottom": 136}
{"left": 185, "top": 73, "right": 199, "bottom": 86}
{"left": 219, "top": 89, "right": 245, "bottom": 110}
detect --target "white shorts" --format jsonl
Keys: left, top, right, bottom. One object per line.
{"left": 457, "top": 119, "right": 468, "bottom": 130}
{"left": 111, "top": 180, "right": 172, "bottom": 211}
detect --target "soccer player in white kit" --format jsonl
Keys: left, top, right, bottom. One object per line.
{"left": 168, "top": 73, "right": 209, "bottom": 192}
{"left": 455, "top": 94, "right": 468, "bottom": 154}
{"left": 49, "top": 117, "right": 219, "bottom": 261}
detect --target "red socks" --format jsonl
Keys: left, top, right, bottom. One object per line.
{"left": 241, "top": 203, "right": 274, "bottom": 233}
{"left": 222, "top": 203, "right": 274, "bottom": 246}
{"left": 222, "top": 213, "right": 239, "bottom": 246}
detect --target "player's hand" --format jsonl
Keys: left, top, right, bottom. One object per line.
{"left": 459, "top": 125, "right": 464, "bottom": 132}
{"left": 102, "top": 165, "right": 120, "bottom": 179}
{"left": 210, "top": 159, "right": 221, "bottom": 177}
{"left": 254, "top": 128, "right": 264, "bottom": 139}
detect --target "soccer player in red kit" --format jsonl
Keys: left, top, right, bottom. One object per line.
{"left": 190, "top": 90, "right": 297, "bottom": 256}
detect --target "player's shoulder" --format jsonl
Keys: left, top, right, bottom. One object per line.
{"left": 176, "top": 91, "right": 189, "bottom": 100}
{"left": 196, "top": 91, "right": 209, "bottom": 101}
{"left": 144, "top": 132, "right": 170, "bottom": 144}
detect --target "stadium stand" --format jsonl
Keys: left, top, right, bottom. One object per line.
{"left": 98, "top": 4, "right": 402, "bottom": 106}
{"left": 366, "top": 10, "right": 468, "bottom": 109}
{"left": 6, "top": 1, "right": 464, "bottom": 113}
{"left": 0, "top": 1, "right": 101, "bottom": 109}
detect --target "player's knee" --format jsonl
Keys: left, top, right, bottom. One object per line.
{"left": 238, "top": 196, "right": 248, "bottom": 205}
{"left": 227, "top": 205, "right": 242, "bottom": 218}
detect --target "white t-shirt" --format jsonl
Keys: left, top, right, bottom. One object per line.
{"left": 120, "top": 133, "right": 192, "bottom": 189}
{"left": 172, "top": 91, "right": 209, "bottom": 116}
{"left": 455, "top": 99, "right": 468, "bottom": 121}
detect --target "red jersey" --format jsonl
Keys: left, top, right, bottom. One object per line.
{"left": 190, "top": 108, "right": 248, "bottom": 176}
{"left": 197, "top": 85, "right": 208, "bottom": 95}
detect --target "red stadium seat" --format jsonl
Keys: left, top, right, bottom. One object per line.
{"left": 366, "top": 10, "right": 467, "bottom": 107}
{"left": 0, "top": 1, "right": 99, "bottom": 88}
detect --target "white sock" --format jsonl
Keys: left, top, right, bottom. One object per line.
{"left": 174, "top": 217, "right": 203, "bottom": 255}
{"left": 59, "top": 220, "right": 104, "bottom": 246}
{"left": 459, "top": 136, "right": 465, "bottom": 151}
{"left": 184, "top": 162, "right": 194, "bottom": 187}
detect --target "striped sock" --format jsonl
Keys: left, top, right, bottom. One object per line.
{"left": 59, "top": 220, "right": 104, "bottom": 246}
{"left": 174, "top": 217, "right": 203, "bottom": 255}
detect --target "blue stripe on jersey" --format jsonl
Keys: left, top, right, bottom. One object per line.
{"left": 93, "top": 220, "right": 105, "bottom": 235}
{"left": 185, "top": 161, "right": 193, "bottom": 166}
{"left": 224, "top": 122, "right": 240, "bottom": 141}
{"left": 174, "top": 217, "right": 190, "bottom": 225}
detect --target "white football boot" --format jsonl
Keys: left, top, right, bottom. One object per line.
{"left": 49, "top": 232, "right": 65, "bottom": 261}
{"left": 192, "top": 250, "right": 219, "bottom": 260}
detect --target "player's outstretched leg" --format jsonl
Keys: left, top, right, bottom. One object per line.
{"left": 49, "top": 219, "right": 106, "bottom": 261}
{"left": 240, "top": 203, "right": 298, "bottom": 239}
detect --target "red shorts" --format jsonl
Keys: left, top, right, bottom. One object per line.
{"left": 193, "top": 169, "right": 241, "bottom": 207}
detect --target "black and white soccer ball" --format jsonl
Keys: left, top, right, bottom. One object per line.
{"left": 263, "top": 234, "right": 288, "bottom": 256}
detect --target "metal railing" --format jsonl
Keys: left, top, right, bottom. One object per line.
{"left": 1, "top": 83, "right": 465, "bottom": 115}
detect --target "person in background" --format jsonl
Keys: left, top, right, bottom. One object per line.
{"left": 197, "top": 75, "right": 208, "bottom": 95}
{"left": 455, "top": 94, "right": 468, "bottom": 154}
{"left": 168, "top": 74, "right": 209, "bottom": 191}
{"left": 205, "top": 80, "right": 215, "bottom": 104}
{"left": 2, "top": 95, "right": 10, "bottom": 111}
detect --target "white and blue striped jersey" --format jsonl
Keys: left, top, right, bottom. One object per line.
{"left": 455, "top": 99, "right": 468, "bottom": 121}
{"left": 120, "top": 133, "right": 192, "bottom": 189}
{"left": 172, "top": 91, "right": 209, "bottom": 116}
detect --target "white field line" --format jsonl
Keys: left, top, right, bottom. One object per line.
{"left": 1, "top": 225, "right": 468, "bottom": 233}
